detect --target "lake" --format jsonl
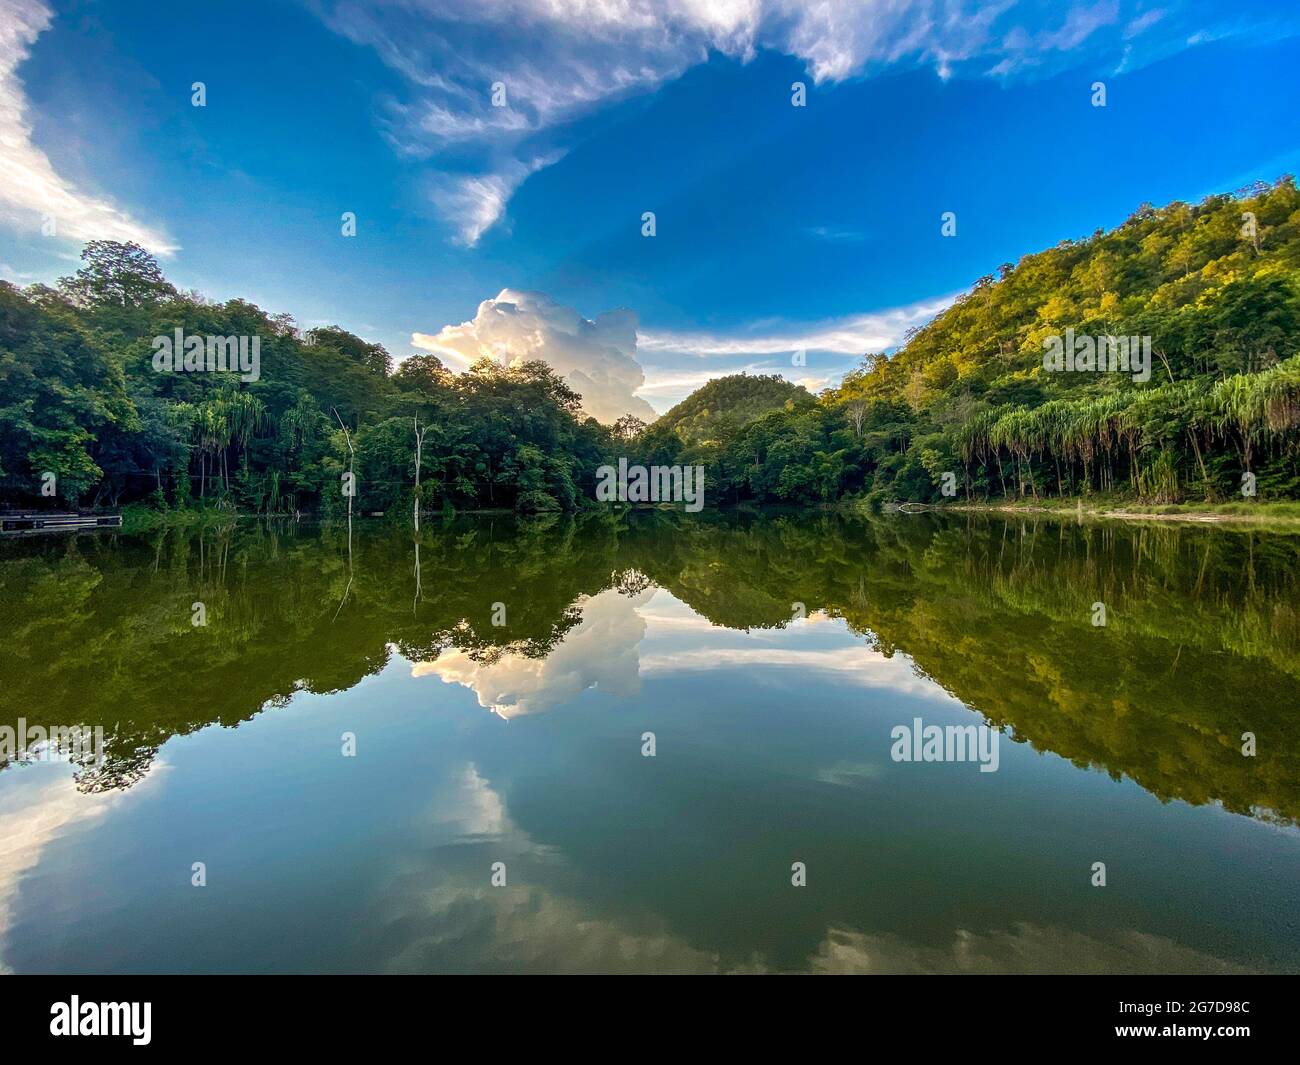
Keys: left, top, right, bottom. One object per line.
{"left": 1, "top": 510, "right": 1297, "bottom": 973}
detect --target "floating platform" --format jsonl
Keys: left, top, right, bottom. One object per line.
{"left": 1, "top": 511, "right": 123, "bottom": 535}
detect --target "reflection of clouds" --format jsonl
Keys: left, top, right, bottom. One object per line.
{"left": 640, "top": 646, "right": 950, "bottom": 700}
{"left": 412, "top": 588, "right": 651, "bottom": 718}
{"left": 427, "top": 763, "right": 506, "bottom": 838}
{"left": 380, "top": 878, "right": 733, "bottom": 974}
{"left": 375, "top": 757, "right": 737, "bottom": 973}
{"left": 805, "top": 924, "right": 1257, "bottom": 975}
{"left": 383, "top": 882, "right": 1254, "bottom": 973}
{"left": 0, "top": 761, "right": 167, "bottom": 974}
{"left": 635, "top": 607, "right": 721, "bottom": 633}
{"left": 814, "top": 761, "right": 884, "bottom": 787}
{"left": 376, "top": 756, "right": 1253, "bottom": 973}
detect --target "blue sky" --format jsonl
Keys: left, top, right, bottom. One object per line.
{"left": 2, "top": 0, "right": 1300, "bottom": 415}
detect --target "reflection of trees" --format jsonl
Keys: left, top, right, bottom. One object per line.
{"left": 0, "top": 515, "right": 622, "bottom": 791}
{"left": 1, "top": 511, "right": 1297, "bottom": 824}
{"left": 624, "top": 512, "right": 1300, "bottom": 825}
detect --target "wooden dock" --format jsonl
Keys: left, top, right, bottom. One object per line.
{"left": 1, "top": 511, "right": 123, "bottom": 536}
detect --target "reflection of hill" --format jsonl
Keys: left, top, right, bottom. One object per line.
{"left": 1, "top": 510, "right": 1296, "bottom": 824}
{"left": 629, "top": 514, "right": 1300, "bottom": 825}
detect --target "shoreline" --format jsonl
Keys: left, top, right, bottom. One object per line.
{"left": 934, "top": 501, "right": 1300, "bottom": 527}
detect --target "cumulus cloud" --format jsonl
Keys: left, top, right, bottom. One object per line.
{"left": 412, "top": 588, "right": 652, "bottom": 717}
{"left": 412, "top": 288, "right": 657, "bottom": 423}
{"left": 314, "top": 0, "right": 1257, "bottom": 243}
{"left": 0, "top": 0, "right": 175, "bottom": 253}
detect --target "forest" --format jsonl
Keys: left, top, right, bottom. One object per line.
{"left": 2, "top": 176, "right": 1299, "bottom": 516}
{"left": 632, "top": 177, "right": 1300, "bottom": 508}
{"left": 0, "top": 243, "right": 612, "bottom": 516}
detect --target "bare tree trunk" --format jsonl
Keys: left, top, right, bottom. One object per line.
{"left": 413, "top": 417, "right": 428, "bottom": 533}
{"left": 332, "top": 410, "right": 356, "bottom": 588}
{"left": 1187, "top": 428, "right": 1211, "bottom": 499}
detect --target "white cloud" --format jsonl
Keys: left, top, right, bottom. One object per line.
{"left": 410, "top": 287, "right": 958, "bottom": 418}
{"left": 633, "top": 365, "right": 768, "bottom": 401}
{"left": 317, "top": 0, "right": 1220, "bottom": 243}
{"left": 0, "top": 0, "right": 176, "bottom": 253}
{"left": 1124, "top": 9, "right": 1167, "bottom": 39}
{"left": 427, "top": 151, "right": 563, "bottom": 246}
{"left": 638, "top": 293, "right": 956, "bottom": 357}
{"left": 412, "top": 287, "right": 657, "bottom": 423}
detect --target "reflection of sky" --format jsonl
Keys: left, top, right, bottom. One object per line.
{"left": 413, "top": 587, "right": 653, "bottom": 718}
{"left": 638, "top": 596, "right": 955, "bottom": 701}
{"left": 414, "top": 589, "right": 960, "bottom": 719}
{"left": 1, "top": 586, "right": 1297, "bottom": 973}
{"left": 0, "top": 760, "right": 168, "bottom": 973}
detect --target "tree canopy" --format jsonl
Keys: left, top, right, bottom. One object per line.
{"left": 3, "top": 178, "right": 1300, "bottom": 516}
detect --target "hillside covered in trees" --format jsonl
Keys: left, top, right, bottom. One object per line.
{"left": 2, "top": 176, "right": 1299, "bottom": 517}
{"left": 634, "top": 175, "right": 1300, "bottom": 507}
{"left": 652, "top": 374, "right": 815, "bottom": 447}
{"left": 627, "top": 177, "right": 1300, "bottom": 507}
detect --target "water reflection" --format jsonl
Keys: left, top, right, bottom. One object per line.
{"left": 414, "top": 587, "right": 651, "bottom": 718}
{"left": 0, "top": 511, "right": 1297, "bottom": 973}
{"left": 3, "top": 511, "right": 1296, "bottom": 822}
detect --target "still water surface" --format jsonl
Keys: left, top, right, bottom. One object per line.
{"left": 1, "top": 511, "right": 1297, "bottom": 973}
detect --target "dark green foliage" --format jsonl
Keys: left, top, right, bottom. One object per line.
{"left": 6, "top": 177, "right": 1300, "bottom": 517}
{"left": 0, "top": 243, "right": 618, "bottom": 514}
{"left": 622, "top": 178, "right": 1300, "bottom": 506}
{"left": 654, "top": 373, "right": 815, "bottom": 448}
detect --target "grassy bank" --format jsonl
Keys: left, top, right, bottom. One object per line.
{"left": 120, "top": 503, "right": 242, "bottom": 534}
{"left": 935, "top": 498, "right": 1300, "bottom": 526}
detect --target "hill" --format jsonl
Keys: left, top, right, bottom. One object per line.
{"left": 2, "top": 177, "right": 1299, "bottom": 516}
{"left": 628, "top": 177, "right": 1300, "bottom": 506}
{"left": 654, "top": 373, "right": 815, "bottom": 446}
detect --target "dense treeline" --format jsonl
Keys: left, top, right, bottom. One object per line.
{"left": 1, "top": 242, "right": 612, "bottom": 515}
{"left": 627, "top": 177, "right": 1300, "bottom": 506}
{"left": 3, "top": 177, "right": 1300, "bottom": 515}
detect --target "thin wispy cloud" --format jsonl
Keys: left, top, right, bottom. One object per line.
{"left": 314, "top": 0, "right": 1267, "bottom": 246}
{"left": 638, "top": 294, "right": 956, "bottom": 358}
{"left": 630, "top": 293, "right": 959, "bottom": 408}
{"left": 805, "top": 225, "right": 869, "bottom": 243}
{"left": 0, "top": 0, "right": 176, "bottom": 253}
{"left": 633, "top": 366, "right": 770, "bottom": 401}
{"left": 426, "top": 151, "right": 564, "bottom": 247}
